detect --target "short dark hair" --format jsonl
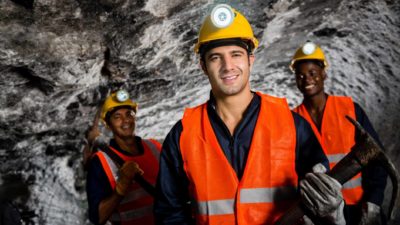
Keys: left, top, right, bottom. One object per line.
{"left": 199, "top": 38, "right": 253, "bottom": 62}
{"left": 293, "top": 59, "right": 325, "bottom": 73}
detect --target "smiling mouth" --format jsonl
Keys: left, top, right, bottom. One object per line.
{"left": 305, "top": 84, "right": 315, "bottom": 90}
{"left": 121, "top": 124, "right": 132, "bottom": 130}
{"left": 221, "top": 74, "right": 239, "bottom": 82}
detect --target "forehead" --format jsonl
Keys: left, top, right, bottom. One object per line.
{"left": 296, "top": 61, "right": 323, "bottom": 71}
{"left": 111, "top": 107, "right": 134, "bottom": 116}
{"left": 205, "top": 45, "right": 247, "bottom": 56}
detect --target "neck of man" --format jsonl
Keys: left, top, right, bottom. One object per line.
{"left": 214, "top": 88, "right": 253, "bottom": 135}
{"left": 114, "top": 135, "right": 139, "bottom": 155}
{"left": 303, "top": 91, "right": 327, "bottom": 128}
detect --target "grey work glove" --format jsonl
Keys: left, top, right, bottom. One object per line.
{"left": 300, "top": 173, "right": 346, "bottom": 225}
{"left": 302, "top": 215, "right": 315, "bottom": 225}
{"left": 359, "top": 202, "right": 382, "bottom": 225}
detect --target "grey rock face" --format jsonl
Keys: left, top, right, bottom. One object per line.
{"left": 0, "top": 0, "right": 399, "bottom": 224}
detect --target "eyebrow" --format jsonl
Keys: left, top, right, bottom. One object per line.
{"left": 207, "top": 49, "right": 246, "bottom": 59}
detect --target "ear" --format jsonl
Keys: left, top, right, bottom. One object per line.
{"left": 102, "top": 120, "right": 111, "bottom": 130}
{"left": 200, "top": 60, "right": 208, "bottom": 76}
{"left": 248, "top": 53, "right": 255, "bottom": 69}
{"left": 322, "top": 69, "right": 327, "bottom": 80}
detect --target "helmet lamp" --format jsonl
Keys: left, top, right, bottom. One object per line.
{"left": 210, "top": 4, "right": 234, "bottom": 28}
{"left": 302, "top": 42, "right": 317, "bottom": 55}
{"left": 116, "top": 90, "right": 129, "bottom": 102}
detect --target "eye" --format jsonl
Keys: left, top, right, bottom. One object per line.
{"left": 126, "top": 111, "right": 135, "bottom": 118}
{"left": 296, "top": 73, "right": 304, "bottom": 79}
{"left": 232, "top": 53, "right": 242, "bottom": 57}
{"left": 209, "top": 55, "right": 220, "bottom": 62}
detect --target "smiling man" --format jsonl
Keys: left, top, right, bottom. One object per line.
{"left": 154, "top": 4, "right": 346, "bottom": 225}
{"left": 85, "top": 90, "right": 161, "bottom": 225}
{"left": 291, "top": 42, "right": 388, "bottom": 225}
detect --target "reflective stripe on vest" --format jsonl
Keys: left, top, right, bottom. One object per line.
{"left": 343, "top": 176, "right": 362, "bottom": 189}
{"left": 294, "top": 96, "right": 364, "bottom": 204}
{"left": 111, "top": 205, "right": 154, "bottom": 221}
{"left": 240, "top": 186, "right": 297, "bottom": 203}
{"left": 197, "top": 199, "right": 235, "bottom": 215}
{"left": 120, "top": 188, "right": 150, "bottom": 204}
{"left": 142, "top": 139, "right": 160, "bottom": 162}
{"left": 95, "top": 139, "right": 161, "bottom": 225}
{"left": 180, "top": 92, "right": 298, "bottom": 225}
{"left": 327, "top": 153, "right": 346, "bottom": 163}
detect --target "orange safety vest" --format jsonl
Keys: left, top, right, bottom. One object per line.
{"left": 293, "top": 96, "right": 363, "bottom": 205}
{"left": 180, "top": 92, "right": 298, "bottom": 225}
{"left": 95, "top": 139, "right": 161, "bottom": 225}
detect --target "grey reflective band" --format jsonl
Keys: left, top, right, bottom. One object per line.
{"left": 342, "top": 176, "right": 362, "bottom": 189}
{"left": 240, "top": 186, "right": 297, "bottom": 203}
{"left": 100, "top": 151, "right": 119, "bottom": 181}
{"left": 197, "top": 199, "right": 235, "bottom": 215}
{"left": 327, "top": 153, "right": 346, "bottom": 163}
{"left": 111, "top": 205, "right": 153, "bottom": 221}
{"left": 143, "top": 139, "right": 160, "bottom": 161}
{"left": 120, "top": 188, "right": 150, "bottom": 204}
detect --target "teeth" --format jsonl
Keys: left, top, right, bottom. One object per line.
{"left": 305, "top": 84, "right": 315, "bottom": 89}
{"left": 222, "top": 75, "right": 238, "bottom": 80}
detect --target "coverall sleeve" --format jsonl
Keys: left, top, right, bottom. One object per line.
{"left": 154, "top": 121, "right": 194, "bottom": 225}
{"left": 86, "top": 156, "right": 112, "bottom": 225}
{"left": 292, "top": 112, "right": 329, "bottom": 180}
{"left": 354, "top": 103, "right": 387, "bottom": 205}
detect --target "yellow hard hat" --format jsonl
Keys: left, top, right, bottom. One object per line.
{"left": 194, "top": 4, "right": 259, "bottom": 54}
{"left": 290, "top": 42, "right": 328, "bottom": 72}
{"left": 100, "top": 90, "right": 138, "bottom": 123}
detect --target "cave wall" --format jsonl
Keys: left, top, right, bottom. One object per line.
{"left": 0, "top": 0, "right": 399, "bottom": 224}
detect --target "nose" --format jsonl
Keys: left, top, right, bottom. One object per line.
{"left": 222, "top": 55, "right": 235, "bottom": 72}
{"left": 305, "top": 73, "right": 313, "bottom": 81}
{"left": 122, "top": 114, "right": 134, "bottom": 123}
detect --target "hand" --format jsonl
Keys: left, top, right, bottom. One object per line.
{"left": 115, "top": 161, "right": 144, "bottom": 196}
{"left": 359, "top": 202, "right": 382, "bottom": 225}
{"left": 300, "top": 173, "right": 345, "bottom": 224}
{"left": 85, "top": 108, "right": 102, "bottom": 145}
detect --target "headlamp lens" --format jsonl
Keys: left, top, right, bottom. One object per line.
{"left": 210, "top": 4, "right": 234, "bottom": 28}
{"left": 116, "top": 90, "right": 129, "bottom": 102}
{"left": 302, "top": 42, "right": 317, "bottom": 55}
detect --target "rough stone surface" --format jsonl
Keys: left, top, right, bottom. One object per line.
{"left": 0, "top": 0, "right": 399, "bottom": 224}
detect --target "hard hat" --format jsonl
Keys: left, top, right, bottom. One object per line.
{"left": 100, "top": 90, "right": 138, "bottom": 123}
{"left": 290, "top": 41, "right": 328, "bottom": 72}
{"left": 194, "top": 4, "right": 259, "bottom": 54}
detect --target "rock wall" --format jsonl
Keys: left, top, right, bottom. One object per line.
{"left": 0, "top": 0, "right": 399, "bottom": 224}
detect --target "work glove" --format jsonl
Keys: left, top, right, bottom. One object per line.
{"left": 312, "top": 163, "right": 328, "bottom": 173}
{"left": 302, "top": 215, "right": 315, "bottom": 225}
{"left": 115, "top": 161, "right": 144, "bottom": 196}
{"left": 358, "top": 202, "right": 382, "bottom": 225}
{"left": 300, "top": 173, "right": 346, "bottom": 225}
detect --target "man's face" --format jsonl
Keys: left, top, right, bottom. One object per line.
{"left": 295, "top": 61, "right": 326, "bottom": 97}
{"left": 108, "top": 108, "right": 136, "bottom": 139}
{"left": 201, "top": 45, "right": 254, "bottom": 98}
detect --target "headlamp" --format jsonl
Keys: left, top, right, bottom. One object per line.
{"left": 210, "top": 4, "right": 234, "bottom": 28}
{"left": 302, "top": 42, "right": 317, "bottom": 55}
{"left": 115, "top": 90, "right": 129, "bottom": 102}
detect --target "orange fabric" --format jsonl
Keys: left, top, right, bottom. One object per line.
{"left": 96, "top": 152, "right": 117, "bottom": 189}
{"left": 95, "top": 139, "right": 161, "bottom": 225}
{"left": 293, "top": 96, "right": 363, "bottom": 205}
{"left": 180, "top": 92, "right": 297, "bottom": 225}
